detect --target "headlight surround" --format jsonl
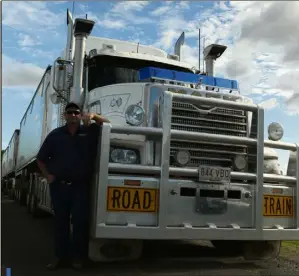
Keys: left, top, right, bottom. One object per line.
{"left": 125, "top": 104, "right": 145, "bottom": 126}
{"left": 233, "top": 155, "right": 247, "bottom": 170}
{"left": 110, "top": 148, "right": 140, "bottom": 164}
{"left": 268, "top": 122, "right": 284, "bottom": 141}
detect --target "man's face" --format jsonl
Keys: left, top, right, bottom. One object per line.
{"left": 64, "top": 108, "right": 81, "bottom": 125}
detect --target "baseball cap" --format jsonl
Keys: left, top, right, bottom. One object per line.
{"left": 65, "top": 102, "right": 82, "bottom": 111}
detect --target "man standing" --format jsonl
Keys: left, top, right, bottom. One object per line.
{"left": 37, "top": 102, "right": 110, "bottom": 270}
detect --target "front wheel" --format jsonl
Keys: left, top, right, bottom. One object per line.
{"left": 243, "top": 241, "right": 281, "bottom": 260}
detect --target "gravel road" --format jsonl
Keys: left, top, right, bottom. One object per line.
{"left": 2, "top": 196, "right": 299, "bottom": 276}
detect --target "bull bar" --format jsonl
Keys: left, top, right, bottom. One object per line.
{"left": 91, "top": 91, "right": 299, "bottom": 241}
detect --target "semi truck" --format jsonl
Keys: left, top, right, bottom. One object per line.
{"left": 2, "top": 10, "right": 298, "bottom": 262}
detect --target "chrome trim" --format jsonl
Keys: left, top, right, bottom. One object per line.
{"left": 94, "top": 123, "right": 111, "bottom": 231}
{"left": 107, "top": 163, "right": 297, "bottom": 184}
{"left": 159, "top": 91, "right": 173, "bottom": 228}
{"left": 255, "top": 106, "right": 264, "bottom": 234}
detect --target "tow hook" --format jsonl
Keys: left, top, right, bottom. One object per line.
{"left": 170, "top": 189, "right": 177, "bottom": 195}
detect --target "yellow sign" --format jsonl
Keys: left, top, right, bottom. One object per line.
{"left": 263, "top": 195, "right": 293, "bottom": 217}
{"left": 107, "top": 187, "right": 158, "bottom": 212}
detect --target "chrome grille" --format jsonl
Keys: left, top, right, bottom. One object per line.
{"left": 170, "top": 99, "right": 248, "bottom": 168}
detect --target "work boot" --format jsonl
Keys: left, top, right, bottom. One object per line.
{"left": 71, "top": 258, "right": 84, "bottom": 270}
{"left": 46, "top": 258, "right": 68, "bottom": 270}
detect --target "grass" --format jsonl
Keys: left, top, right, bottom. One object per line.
{"left": 280, "top": 241, "right": 299, "bottom": 261}
{"left": 282, "top": 241, "right": 299, "bottom": 250}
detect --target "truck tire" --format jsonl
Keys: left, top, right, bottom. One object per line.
{"left": 242, "top": 241, "right": 281, "bottom": 260}
{"left": 26, "top": 193, "right": 32, "bottom": 213}
{"left": 19, "top": 188, "right": 28, "bottom": 206}
{"left": 8, "top": 189, "right": 13, "bottom": 200}
{"left": 15, "top": 190, "right": 20, "bottom": 202}
{"left": 30, "top": 195, "right": 44, "bottom": 218}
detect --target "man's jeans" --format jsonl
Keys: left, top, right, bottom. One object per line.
{"left": 49, "top": 179, "right": 90, "bottom": 260}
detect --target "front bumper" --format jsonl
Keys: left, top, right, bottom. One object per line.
{"left": 90, "top": 174, "right": 298, "bottom": 241}
{"left": 90, "top": 91, "right": 299, "bottom": 241}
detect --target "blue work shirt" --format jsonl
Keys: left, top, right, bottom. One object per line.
{"left": 37, "top": 123, "right": 101, "bottom": 183}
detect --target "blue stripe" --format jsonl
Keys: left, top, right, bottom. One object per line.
{"left": 6, "top": 268, "right": 11, "bottom": 276}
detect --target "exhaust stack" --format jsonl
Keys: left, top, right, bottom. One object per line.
{"left": 66, "top": 9, "right": 74, "bottom": 60}
{"left": 203, "top": 44, "right": 227, "bottom": 77}
{"left": 174, "top": 32, "right": 185, "bottom": 61}
{"left": 70, "top": 18, "right": 95, "bottom": 105}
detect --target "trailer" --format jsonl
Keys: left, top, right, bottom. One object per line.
{"left": 2, "top": 10, "right": 298, "bottom": 262}
{"left": 1, "top": 148, "right": 8, "bottom": 194}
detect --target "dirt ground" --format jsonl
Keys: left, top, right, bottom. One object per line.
{"left": 1, "top": 196, "right": 299, "bottom": 276}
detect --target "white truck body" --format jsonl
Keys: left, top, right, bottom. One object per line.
{"left": 2, "top": 11, "right": 298, "bottom": 262}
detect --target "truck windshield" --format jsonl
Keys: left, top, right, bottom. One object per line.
{"left": 87, "top": 55, "right": 192, "bottom": 91}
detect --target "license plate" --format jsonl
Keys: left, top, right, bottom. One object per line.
{"left": 107, "top": 187, "right": 158, "bottom": 213}
{"left": 198, "top": 166, "right": 231, "bottom": 182}
{"left": 263, "top": 195, "right": 294, "bottom": 217}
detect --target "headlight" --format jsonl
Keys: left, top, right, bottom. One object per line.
{"left": 234, "top": 155, "right": 247, "bottom": 170}
{"left": 174, "top": 150, "right": 191, "bottom": 166}
{"left": 110, "top": 148, "right": 139, "bottom": 164}
{"left": 268, "top": 122, "right": 284, "bottom": 141}
{"left": 125, "top": 105, "right": 145, "bottom": 126}
{"left": 264, "top": 159, "right": 281, "bottom": 175}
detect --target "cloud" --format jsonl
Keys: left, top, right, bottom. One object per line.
{"left": 150, "top": 5, "right": 172, "bottom": 17}
{"left": 285, "top": 93, "right": 299, "bottom": 116}
{"left": 182, "top": 1, "right": 299, "bottom": 114}
{"left": 101, "top": 19, "right": 126, "bottom": 29}
{"left": 2, "top": 55, "right": 44, "bottom": 88}
{"left": 259, "top": 98, "right": 278, "bottom": 110}
{"left": 106, "top": 1, "right": 152, "bottom": 25}
{"left": 111, "top": 1, "right": 149, "bottom": 13}
{"left": 2, "top": 1, "right": 63, "bottom": 33}
{"left": 18, "top": 33, "right": 41, "bottom": 47}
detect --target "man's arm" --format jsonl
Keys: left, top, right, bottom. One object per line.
{"left": 82, "top": 112, "right": 110, "bottom": 126}
{"left": 36, "top": 133, "right": 55, "bottom": 182}
{"left": 92, "top": 113, "right": 110, "bottom": 124}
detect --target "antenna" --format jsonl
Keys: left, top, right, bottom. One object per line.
{"left": 198, "top": 28, "right": 201, "bottom": 72}
{"left": 202, "top": 37, "right": 205, "bottom": 73}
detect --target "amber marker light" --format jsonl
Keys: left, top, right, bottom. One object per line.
{"left": 124, "top": 180, "right": 141, "bottom": 186}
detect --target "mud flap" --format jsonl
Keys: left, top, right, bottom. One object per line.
{"left": 243, "top": 241, "right": 281, "bottom": 260}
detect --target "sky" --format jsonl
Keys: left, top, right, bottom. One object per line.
{"left": 2, "top": 1, "right": 299, "bottom": 172}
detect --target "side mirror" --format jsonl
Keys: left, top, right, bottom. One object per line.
{"left": 52, "top": 57, "right": 73, "bottom": 94}
{"left": 50, "top": 93, "right": 61, "bottom": 104}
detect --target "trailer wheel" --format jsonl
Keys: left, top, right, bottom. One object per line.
{"left": 26, "top": 193, "right": 32, "bottom": 213}
{"left": 8, "top": 189, "right": 13, "bottom": 200}
{"left": 15, "top": 190, "right": 20, "bottom": 202}
{"left": 30, "top": 195, "right": 44, "bottom": 218}
{"left": 19, "top": 188, "right": 28, "bottom": 206}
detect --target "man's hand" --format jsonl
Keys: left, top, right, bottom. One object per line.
{"left": 82, "top": 113, "right": 94, "bottom": 126}
{"left": 47, "top": 174, "right": 55, "bottom": 183}
{"left": 82, "top": 112, "right": 110, "bottom": 126}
